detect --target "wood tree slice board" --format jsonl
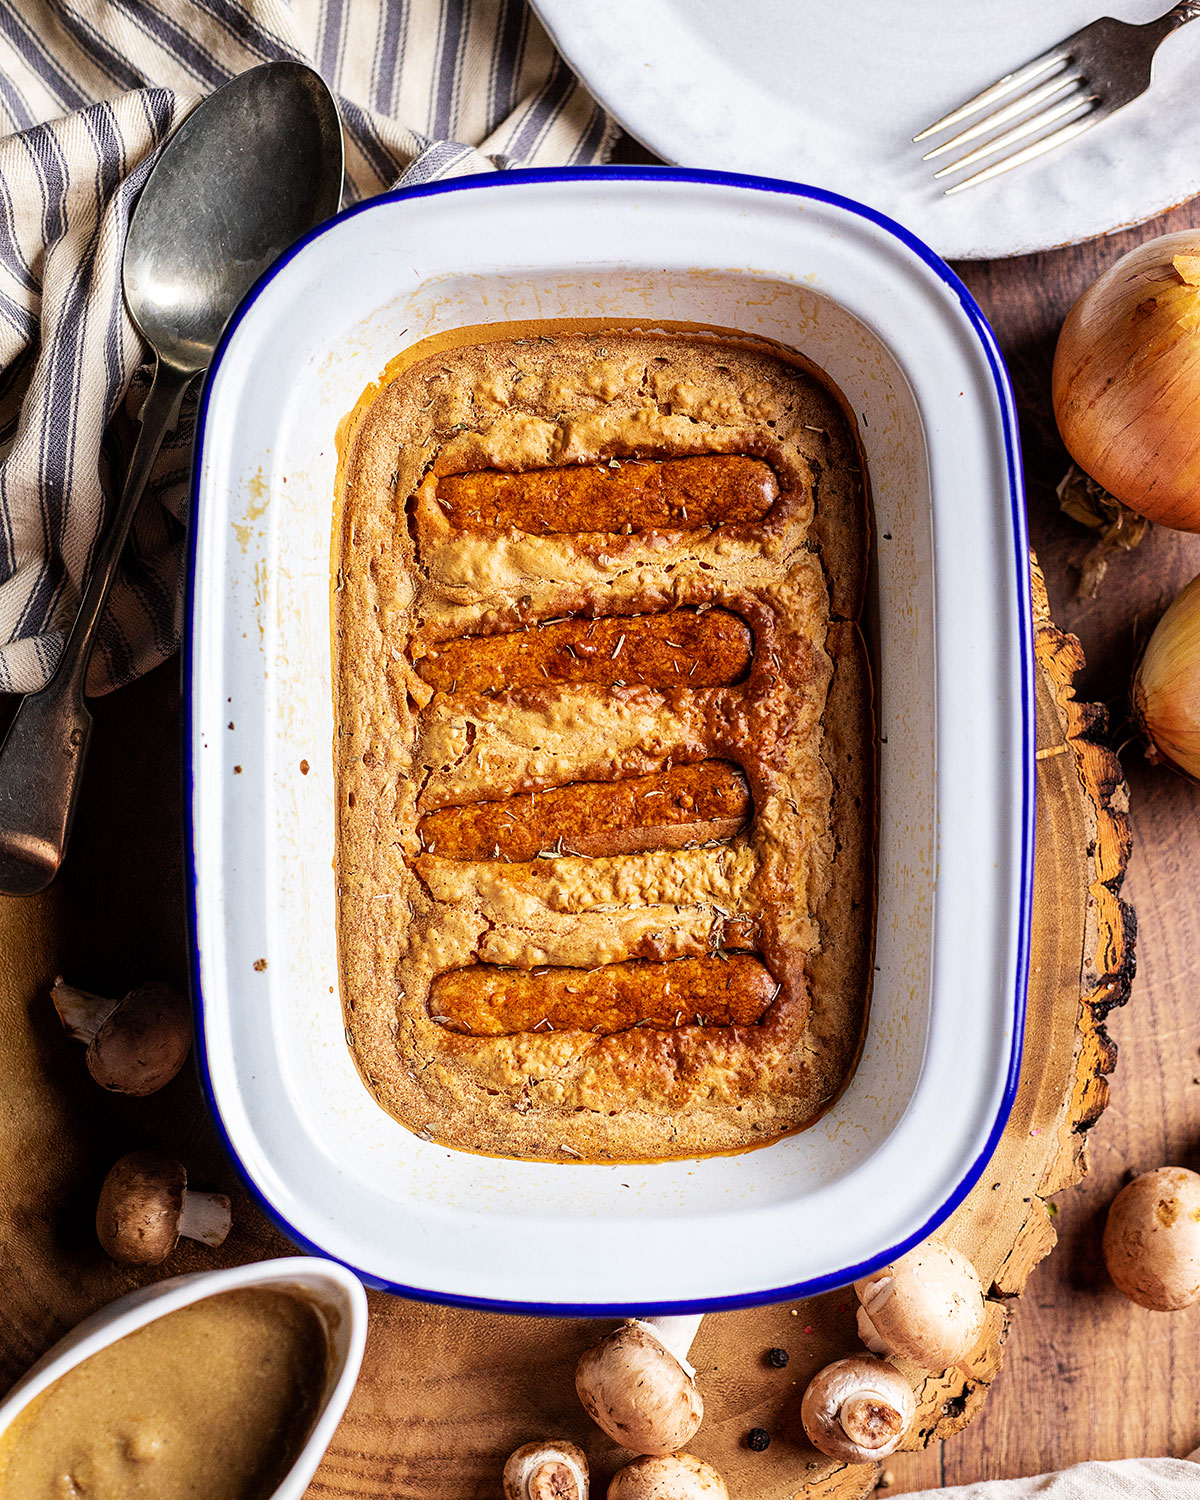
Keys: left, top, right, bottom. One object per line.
{"left": 0, "top": 557, "right": 1132, "bottom": 1500}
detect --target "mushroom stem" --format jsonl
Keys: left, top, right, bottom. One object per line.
{"left": 632, "top": 1314, "right": 703, "bottom": 1377}
{"left": 51, "top": 978, "right": 118, "bottom": 1043}
{"left": 178, "top": 1189, "right": 233, "bottom": 1248}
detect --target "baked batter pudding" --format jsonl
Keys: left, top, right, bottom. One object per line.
{"left": 335, "top": 330, "right": 873, "bottom": 1161}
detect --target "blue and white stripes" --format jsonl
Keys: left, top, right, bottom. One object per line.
{"left": 0, "top": 1, "right": 615, "bottom": 693}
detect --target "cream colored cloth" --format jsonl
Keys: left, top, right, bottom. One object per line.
{"left": 904, "top": 1457, "right": 1200, "bottom": 1498}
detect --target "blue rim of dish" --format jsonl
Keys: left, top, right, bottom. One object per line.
{"left": 184, "top": 164, "right": 1033, "bottom": 1315}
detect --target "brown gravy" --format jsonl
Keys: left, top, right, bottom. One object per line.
{"left": 0, "top": 1288, "right": 326, "bottom": 1500}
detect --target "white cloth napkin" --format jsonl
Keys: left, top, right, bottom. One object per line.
{"left": 903, "top": 1456, "right": 1200, "bottom": 1498}
{"left": 0, "top": 0, "right": 615, "bottom": 695}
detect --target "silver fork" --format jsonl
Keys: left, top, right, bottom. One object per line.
{"left": 915, "top": 1, "right": 1200, "bottom": 194}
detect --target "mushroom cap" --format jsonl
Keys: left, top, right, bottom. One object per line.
{"left": 96, "top": 1150, "right": 187, "bottom": 1266}
{"left": 576, "top": 1322, "right": 703, "bottom": 1456}
{"left": 503, "top": 1441, "right": 589, "bottom": 1500}
{"left": 88, "top": 982, "right": 192, "bottom": 1096}
{"left": 800, "top": 1354, "right": 915, "bottom": 1462}
{"left": 1103, "top": 1166, "right": 1200, "bottom": 1311}
{"left": 854, "top": 1237, "right": 985, "bottom": 1369}
{"left": 607, "top": 1453, "right": 728, "bottom": 1500}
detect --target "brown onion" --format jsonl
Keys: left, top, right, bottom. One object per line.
{"left": 1053, "top": 231, "right": 1200, "bottom": 531}
{"left": 1133, "top": 572, "right": 1200, "bottom": 778}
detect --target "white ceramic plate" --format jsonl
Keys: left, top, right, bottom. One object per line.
{"left": 188, "top": 168, "right": 1033, "bottom": 1313}
{"left": 0, "top": 1258, "right": 367, "bottom": 1500}
{"left": 531, "top": 0, "right": 1200, "bottom": 260}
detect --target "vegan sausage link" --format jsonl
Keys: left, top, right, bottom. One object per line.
{"left": 412, "top": 608, "right": 752, "bottom": 694}
{"left": 434, "top": 454, "right": 777, "bottom": 534}
{"left": 417, "top": 761, "right": 750, "bottom": 863}
{"left": 429, "top": 953, "right": 777, "bottom": 1036}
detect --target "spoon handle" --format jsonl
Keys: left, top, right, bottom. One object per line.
{"left": 58, "top": 360, "right": 195, "bottom": 681}
{"left": 0, "top": 358, "right": 194, "bottom": 896}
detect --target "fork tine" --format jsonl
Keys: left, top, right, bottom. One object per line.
{"left": 932, "top": 87, "right": 1092, "bottom": 179}
{"left": 921, "top": 70, "right": 1079, "bottom": 161}
{"left": 912, "top": 44, "right": 1073, "bottom": 142}
{"left": 943, "top": 111, "right": 1100, "bottom": 194}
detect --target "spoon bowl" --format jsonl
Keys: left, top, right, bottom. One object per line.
{"left": 0, "top": 61, "right": 343, "bottom": 896}
{"left": 124, "top": 62, "right": 345, "bottom": 372}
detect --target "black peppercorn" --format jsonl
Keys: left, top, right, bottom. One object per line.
{"left": 746, "top": 1428, "right": 771, "bottom": 1452}
{"left": 766, "top": 1346, "right": 789, "bottom": 1368}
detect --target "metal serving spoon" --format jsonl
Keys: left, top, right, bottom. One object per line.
{"left": 0, "top": 61, "right": 343, "bottom": 896}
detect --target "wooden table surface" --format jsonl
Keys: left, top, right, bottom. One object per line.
{"left": 884, "top": 208, "right": 1200, "bottom": 1492}
{"left": 3, "top": 194, "right": 1200, "bottom": 1496}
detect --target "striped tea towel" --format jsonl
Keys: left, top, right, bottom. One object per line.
{"left": 0, "top": 0, "right": 616, "bottom": 695}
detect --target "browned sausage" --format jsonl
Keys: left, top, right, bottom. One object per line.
{"left": 412, "top": 608, "right": 752, "bottom": 694}
{"left": 430, "top": 954, "right": 776, "bottom": 1036}
{"left": 418, "top": 760, "right": 749, "bottom": 863}
{"left": 435, "top": 455, "right": 776, "bottom": 534}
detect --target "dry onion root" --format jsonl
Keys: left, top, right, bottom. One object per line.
{"left": 1053, "top": 231, "right": 1200, "bottom": 533}
{"left": 1133, "top": 571, "right": 1200, "bottom": 779}
{"left": 1055, "top": 464, "right": 1150, "bottom": 598}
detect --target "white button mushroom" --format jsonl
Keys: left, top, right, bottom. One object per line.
{"left": 854, "top": 1237, "right": 985, "bottom": 1369}
{"left": 575, "top": 1315, "right": 703, "bottom": 1456}
{"left": 52, "top": 977, "right": 191, "bottom": 1096}
{"left": 1103, "top": 1166, "right": 1200, "bottom": 1310}
{"left": 503, "top": 1440, "right": 589, "bottom": 1500}
{"left": 607, "top": 1453, "right": 728, "bottom": 1500}
{"left": 800, "top": 1355, "right": 916, "bottom": 1462}
{"left": 96, "top": 1151, "right": 232, "bottom": 1266}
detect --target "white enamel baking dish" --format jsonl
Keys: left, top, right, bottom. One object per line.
{"left": 187, "top": 168, "right": 1033, "bottom": 1314}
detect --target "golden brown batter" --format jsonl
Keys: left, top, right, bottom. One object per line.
{"left": 0, "top": 1289, "right": 326, "bottom": 1500}
{"left": 334, "top": 329, "right": 874, "bottom": 1161}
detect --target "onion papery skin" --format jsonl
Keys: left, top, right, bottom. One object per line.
{"left": 1053, "top": 231, "right": 1200, "bottom": 532}
{"left": 1133, "top": 572, "right": 1200, "bottom": 780}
